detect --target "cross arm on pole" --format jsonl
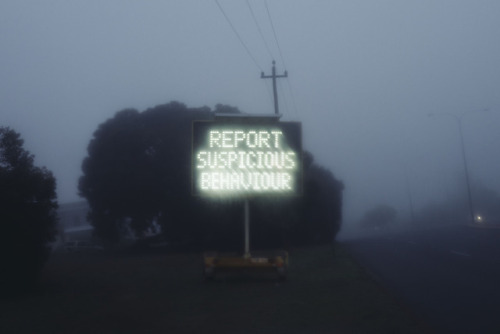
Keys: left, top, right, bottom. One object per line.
{"left": 261, "top": 60, "right": 288, "bottom": 115}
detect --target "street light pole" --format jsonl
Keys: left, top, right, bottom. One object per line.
{"left": 456, "top": 116, "right": 475, "bottom": 226}
{"left": 429, "top": 112, "right": 475, "bottom": 225}
{"left": 404, "top": 165, "right": 416, "bottom": 225}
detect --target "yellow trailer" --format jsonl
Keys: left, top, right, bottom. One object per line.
{"left": 203, "top": 250, "right": 288, "bottom": 281}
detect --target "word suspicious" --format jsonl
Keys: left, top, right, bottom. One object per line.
{"left": 192, "top": 123, "right": 301, "bottom": 196}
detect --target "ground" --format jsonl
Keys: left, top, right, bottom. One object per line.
{"left": 0, "top": 244, "right": 425, "bottom": 334}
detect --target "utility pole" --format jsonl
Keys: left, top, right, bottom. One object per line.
{"left": 404, "top": 165, "right": 416, "bottom": 225}
{"left": 261, "top": 60, "right": 287, "bottom": 115}
{"left": 429, "top": 111, "right": 479, "bottom": 225}
{"left": 457, "top": 117, "right": 475, "bottom": 225}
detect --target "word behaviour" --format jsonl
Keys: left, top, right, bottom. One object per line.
{"left": 192, "top": 122, "right": 302, "bottom": 196}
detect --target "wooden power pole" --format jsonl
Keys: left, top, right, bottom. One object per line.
{"left": 261, "top": 60, "right": 288, "bottom": 115}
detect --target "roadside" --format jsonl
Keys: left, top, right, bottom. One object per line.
{"left": 0, "top": 244, "right": 426, "bottom": 334}
{"left": 343, "top": 227, "right": 500, "bottom": 334}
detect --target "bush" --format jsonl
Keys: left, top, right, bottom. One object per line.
{"left": 0, "top": 127, "right": 58, "bottom": 294}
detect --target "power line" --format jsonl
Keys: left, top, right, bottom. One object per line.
{"left": 214, "top": 0, "right": 300, "bottom": 118}
{"left": 264, "top": 0, "right": 300, "bottom": 119}
{"left": 245, "top": 0, "right": 274, "bottom": 60}
{"left": 265, "top": 0, "right": 286, "bottom": 68}
{"left": 214, "top": 0, "right": 263, "bottom": 71}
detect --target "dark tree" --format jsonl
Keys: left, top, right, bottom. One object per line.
{"left": 79, "top": 108, "right": 154, "bottom": 242}
{"left": 359, "top": 205, "right": 397, "bottom": 229}
{"left": 80, "top": 102, "right": 344, "bottom": 249}
{"left": 250, "top": 151, "right": 344, "bottom": 248}
{"left": 299, "top": 158, "right": 344, "bottom": 244}
{"left": 0, "top": 127, "right": 58, "bottom": 293}
{"left": 79, "top": 102, "right": 212, "bottom": 243}
{"left": 213, "top": 104, "right": 241, "bottom": 114}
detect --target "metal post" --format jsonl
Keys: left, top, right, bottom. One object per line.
{"left": 404, "top": 166, "right": 416, "bottom": 225}
{"left": 457, "top": 119, "right": 475, "bottom": 225}
{"left": 244, "top": 199, "right": 250, "bottom": 258}
{"left": 429, "top": 111, "right": 477, "bottom": 225}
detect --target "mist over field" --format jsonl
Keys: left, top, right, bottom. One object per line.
{"left": 1, "top": 1, "right": 499, "bottom": 232}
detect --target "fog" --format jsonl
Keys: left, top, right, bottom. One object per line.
{"left": 1, "top": 1, "right": 499, "bottom": 231}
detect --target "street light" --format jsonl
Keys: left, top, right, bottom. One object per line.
{"left": 428, "top": 111, "right": 476, "bottom": 225}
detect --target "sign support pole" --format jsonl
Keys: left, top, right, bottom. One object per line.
{"left": 244, "top": 198, "right": 250, "bottom": 258}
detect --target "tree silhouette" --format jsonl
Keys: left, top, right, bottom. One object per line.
{"left": 79, "top": 102, "right": 212, "bottom": 243}
{"left": 359, "top": 205, "right": 397, "bottom": 229}
{"left": 0, "top": 126, "right": 58, "bottom": 294}
{"left": 80, "top": 102, "right": 344, "bottom": 249}
{"left": 251, "top": 151, "right": 344, "bottom": 248}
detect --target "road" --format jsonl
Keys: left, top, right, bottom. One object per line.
{"left": 342, "top": 225, "right": 500, "bottom": 334}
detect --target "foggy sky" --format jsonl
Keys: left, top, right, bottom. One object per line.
{"left": 1, "top": 1, "right": 499, "bottom": 227}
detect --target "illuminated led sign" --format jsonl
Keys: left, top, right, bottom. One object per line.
{"left": 192, "top": 120, "right": 302, "bottom": 196}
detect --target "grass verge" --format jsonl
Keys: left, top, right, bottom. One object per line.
{"left": 0, "top": 243, "right": 425, "bottom": 334}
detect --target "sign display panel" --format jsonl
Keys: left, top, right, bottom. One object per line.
{"left": 192, "top": 120, "right": 302, "bottom": 197}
